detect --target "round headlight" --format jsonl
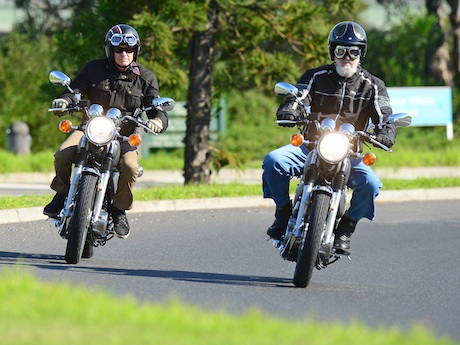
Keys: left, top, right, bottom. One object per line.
{"left": 317, "top": 132, "right": 350, "bottom": 163}
{"left": 86, "top": 116, "right": 116, "bottom": 146}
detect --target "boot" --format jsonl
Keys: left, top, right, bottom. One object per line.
{"left": 112, "top": 207, "right": 130, "bottom": 239}
{"left": 266, "top": 202, "right": 292, "bottom": 240}
{"left": 333, "top": 214, "right": 358, "bottom": 255}
{"left": 43, "top": 193, "right": 66, "bottom": 218}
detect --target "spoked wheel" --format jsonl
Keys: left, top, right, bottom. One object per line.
{"left": 65, "top": 174, "right": 97, "bottom": 264}
{"left": 293, "top": 191, "right": 330, "bottom": 288}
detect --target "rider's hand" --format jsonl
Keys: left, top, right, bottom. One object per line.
{"left": 276, "top": 111, "right": 296, "bottom": 127}
{"left": 375, "top": 133, "right": 395, "bottom": 149}
{"left": 146, "top": 118, "right": 163, "bottom": 133}
{"left": 276, "top": 100, "right": 300, "bottom": 128}
{"left": 52, "top": 98, "right": 69, "bottom": 117}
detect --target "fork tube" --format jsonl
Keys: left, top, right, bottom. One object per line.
{"left": 63, "top": 137, "right": 87, "bottom": 218}
{"left": 294, "top": 160, "right": 317, "bottom": 237}
{"left": 294, "top": 182, "right": 313, "bottom": 237}
{"left": 324, "top": 190, "right": 342, "bottom": 244}
{"left": 92, "top": 145, "right": 115, "bottom": 223}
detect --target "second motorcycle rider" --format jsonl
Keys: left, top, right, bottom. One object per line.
{"left": 262, "top": 21, "right": 397, "bottom": 255}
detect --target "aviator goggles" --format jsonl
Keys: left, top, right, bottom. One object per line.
{"left": 109, "top": 33, "right": 138, "bottom": 47}
{"left": 334, "top": 45, "right": 361, "bottom": 60}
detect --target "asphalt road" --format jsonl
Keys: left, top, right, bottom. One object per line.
{"left": 1, "top": 200, "right": 459, "bottom": 341}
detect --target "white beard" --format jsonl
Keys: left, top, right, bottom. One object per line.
{"left": 335, "top": 62, "right": 358, "bottom": 78}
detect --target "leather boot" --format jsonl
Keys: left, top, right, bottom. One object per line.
{"left": 266, "top": 202, "right": 292, "bottom": 240}
{"left": 333, "top": 214, "right": 358, "bottom": 254}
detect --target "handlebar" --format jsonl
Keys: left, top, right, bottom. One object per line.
{"left": 276, "top": 118, "right": 312, "bottom": 126}
{"left": 48, "top": 106, "right": 86, "bottom": 113}
{"left": 123, "top": 115, "right": 158, "bottom": 136}
{"left": 356, "top": 130, "right": 392, "bottom": 152}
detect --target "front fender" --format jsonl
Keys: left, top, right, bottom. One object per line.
{"left": 82, "top": 167, "right": 101, "bottom": 177}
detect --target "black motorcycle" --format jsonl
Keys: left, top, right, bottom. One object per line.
{"left": 47, "top": 70, "right": 175, "bottom": 264}
{"left": 272, "top": 81, "right": 412, "bottom": 288}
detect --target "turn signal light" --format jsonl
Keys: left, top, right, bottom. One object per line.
{"left": 290, "top": 133, "right": 304, "bottom": 147}
{"left": 128, "top": 134, "right": 142, "bottom": 147}
{"left": 362, "top": 152, "right": 376, "bottom": 166}
{"left": 59, "top": 120, "right": 73, "bottom": 133}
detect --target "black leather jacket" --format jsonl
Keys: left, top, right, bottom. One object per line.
{"left": 59, "top": 58, "right": 168, "bottom": 136}
{"left": 277, "top": 64, "right": 396, "bottom": 144}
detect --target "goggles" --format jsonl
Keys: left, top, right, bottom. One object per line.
{"left": 109, "top": 33, "right": 138, "bottom": 47}
{"left": 334, "top": 45, "right": 361, "bottom": 60}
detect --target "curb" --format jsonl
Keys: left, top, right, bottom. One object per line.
{"left": 1, "top": 187, "right": 460, "bottom": 225}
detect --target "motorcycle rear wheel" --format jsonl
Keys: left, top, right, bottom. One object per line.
{"left": 293, "top": 191, "right": 330, "bottom": 288}
{"left": 65, "top": 174, "right": 97, "bottom": 264}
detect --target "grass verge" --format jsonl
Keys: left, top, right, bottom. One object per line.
{"left": 0, "top": 268, "right": 456, "bottom": 345}
{"left": 1, "top": 177, "right": 460, "bottom": 210}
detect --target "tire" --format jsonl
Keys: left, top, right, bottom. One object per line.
{"left": 65, "top": 174, "right": 97, "bottom": 264}
{"left": 81, "top": 239, "right": 94, "bottom": 259}
{"left": 293, "top": 191, "right": 330, "bottom": 288}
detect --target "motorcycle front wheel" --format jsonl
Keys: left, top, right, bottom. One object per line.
{"left": 65, "top": 174, "right": 97, "bottom": 264}
{"left": 293, "top": 190, "right": 330, "bottom": 288}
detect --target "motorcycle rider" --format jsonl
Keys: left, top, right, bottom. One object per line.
{"left": 262, "top": 21, "right": 396, "bottom": 254}
{"left": 43, "top": 24, "right": 168, "bottom": 239}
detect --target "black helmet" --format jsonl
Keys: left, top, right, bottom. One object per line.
{"left": 328, "top": 21, "right": 367, "bottom": 60}
{"left": 104, "top": 24, "right": 141, "bottom": 61}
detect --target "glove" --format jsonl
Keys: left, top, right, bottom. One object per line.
{"left": 51, "top": 98, "right": 69, "bottom": 117}
{"left": 276, "top": 111, "right": 296, "bottom": 127}
{"left": 276, "top": 100, "right": 301, "bottom": 128}
{"left": 146, "top": 118, "right": 163, "bottom": 133}
{"left": 375, "top": 133, "right": 395, "bottom": 149}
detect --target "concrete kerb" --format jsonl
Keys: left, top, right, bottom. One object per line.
{"left": 1, "top": 187, "right": 460, "bottom": 225}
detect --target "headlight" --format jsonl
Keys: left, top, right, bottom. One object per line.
{"left": 86, "top": 116, "right": 116, "bottom": 146}
{"left": 317, "top": 131, "right": 350, "bottom": 163}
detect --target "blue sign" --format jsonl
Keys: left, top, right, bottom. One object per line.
{"left": 387, "top": 87, "right": 452, "bottom": 127}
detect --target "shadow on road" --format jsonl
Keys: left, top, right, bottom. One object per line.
{"left": 0, "top": 251, "right": 294, "bottom": 288}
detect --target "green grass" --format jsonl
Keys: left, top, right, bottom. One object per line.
{"left": 0, "top": 268, "right": 455, "bottom": 345}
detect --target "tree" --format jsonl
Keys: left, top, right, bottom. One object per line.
{"left": 375, "top": 0, "right": 460, "bottom": 87}
{"left": 6, "top": 0, "right": 361, "bottom": 179}
{"left": 131, "top": 0, "right": 360, "bottom": 184}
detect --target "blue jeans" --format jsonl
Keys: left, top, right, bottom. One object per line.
{"left": 262, "top": 144, "right": 382, "bottom": 221}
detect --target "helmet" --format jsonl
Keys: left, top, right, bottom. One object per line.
{"left": 328, "top": 21, "right": 367, "bottom": 60}
{"left": 104, "top": 24, "right": 141, "bottom": 61}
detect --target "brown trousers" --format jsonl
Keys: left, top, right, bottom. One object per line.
{"left": 50, "top": 130, "right": 138, "bottom": 210}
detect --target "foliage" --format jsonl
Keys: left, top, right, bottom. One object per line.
{"left": 0, "top": 32, "right": 62, "bottom": 152}
{"left": 0, "top": 0, "right": 459, "bottom": 162}
{"left": 365, "top": 12, "right": 441, "bottom": 87}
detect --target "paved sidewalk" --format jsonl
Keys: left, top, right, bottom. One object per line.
{"left": 0, "top": 166, "right": 459, "bottom": 225}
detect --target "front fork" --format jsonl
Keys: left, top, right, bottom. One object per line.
{"left": 321, "top": 159, "right": 350, "bottom": 256}
{"left": 91, "top": 144, "right": 118, "bottom": 235}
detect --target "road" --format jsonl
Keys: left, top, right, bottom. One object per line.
{"left": 0, "top": 200, "right": 459, "bottom": 340}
